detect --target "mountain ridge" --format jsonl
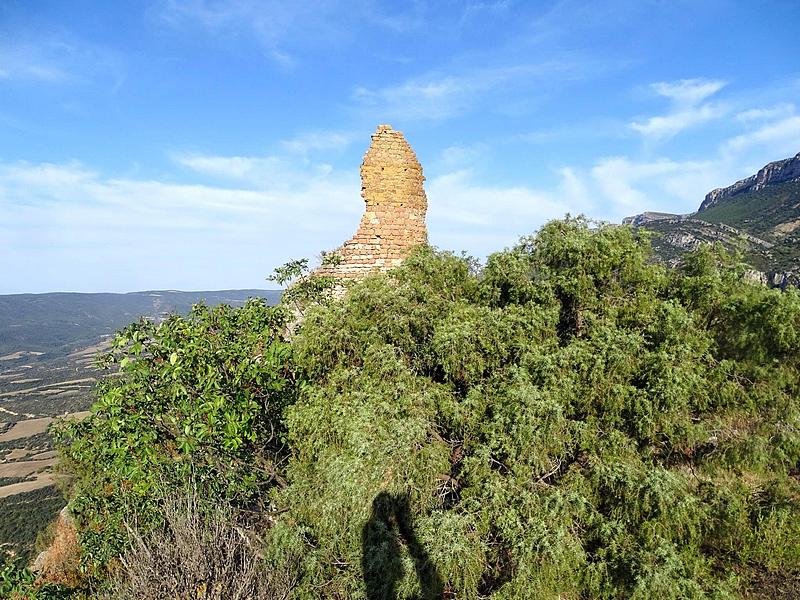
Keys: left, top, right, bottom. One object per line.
{"left": 700, "top": 152, "right": 800, "bottom": 212}
{"left": 624, "top": 152, "right": 800, "bottom": 287}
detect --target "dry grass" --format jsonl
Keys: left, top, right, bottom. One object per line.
{"left": 32, "top": 506, "right": 81, "bottom": 587}
{"left": 0, "top": 473, "right": 54, "bottom": 498}
{"left": 0, "top": 417, "right": 54, "bottom": 442}
{"left": 0, "top": 458, "right": 57, "bottom": 478}
{"left": 111, "top": 492, "right": 297, "bottom": 600}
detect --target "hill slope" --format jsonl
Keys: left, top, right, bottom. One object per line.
{"left": 624, "top": 153, "right": 800, "bottom": 286}
{"left": 0, "top": 289, "right": 280, "bottom": 560}
{"left": 32, "top": 222, "right": 799, "bottom": 599}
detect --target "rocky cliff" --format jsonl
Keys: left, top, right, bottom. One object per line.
{"left": 623, "top": 152, "right": 800, "bottom": 287}
{"left": 699, "top": 152, "right": 800, "bottom": 212}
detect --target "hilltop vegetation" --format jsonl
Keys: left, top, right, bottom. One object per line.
{"left": 0, "top": 290, "right": 282, "bottom": 564}
{"left": 4, "top": 218, "right": 799, "bottom": 599}
{"left": 699, "top": 180, "right": 800, "bottom": 273}
{"left": 626, "top": 153, "right": 800, "bottom": 285}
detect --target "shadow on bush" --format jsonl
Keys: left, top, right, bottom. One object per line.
{"left": 362, "top": 492, "right": 443, "bottom": 600}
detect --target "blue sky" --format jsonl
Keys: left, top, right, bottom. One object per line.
{"left": 1, "top": 0, "right": 799, "bottom": 293}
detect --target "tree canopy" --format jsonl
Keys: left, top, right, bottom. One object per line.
{"left": 9, "top": 217, "right": 797, "bottom": 599}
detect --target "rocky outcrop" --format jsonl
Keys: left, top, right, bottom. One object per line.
{"left": 316, "top": 124, "right": 427, "bottom": 279}
{"left": 32, "top": 506, "right": 81, "bottom": 587}
{"left": 622, "top": 212, "right": 685, "bottom": 226}
{"left": 700, "top": 152, "right": 800, "bottom": 212}
{"left": 770, "top": 271, "right": 800, "bottom": 289}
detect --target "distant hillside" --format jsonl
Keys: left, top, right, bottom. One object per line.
{"left": 0, "top": 288, "right": 282, "bottom": 418}
{"left": 0, "top": 289, "right": 282, "bottom": 359}
{"left": 624, "top": 152, "right": 800, "bottom": 287}
{"left": 0, "top": 289, "right": 281, "bottom": 559}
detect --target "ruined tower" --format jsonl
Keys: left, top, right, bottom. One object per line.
{"left": 317, "top": 124, "right": 428, "bottom": 279}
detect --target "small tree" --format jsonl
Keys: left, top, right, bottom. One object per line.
{"left": 268, "top": 253, "right": 345, "bottom": 320}
{"left": 53, "top": 298, "right": 297, "bottom": 581}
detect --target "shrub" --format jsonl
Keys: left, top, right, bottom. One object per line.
{"left": 51, "top": 218, "right": 799, "bottom": 598}
{"left": 109, "top": 490, "right": 297, "bottom": 600}
{"left": 53, "top": 298, "right": 296, "bottom": 581}
{"left": 275, "top": 218, "right": 799, "bottom": 598}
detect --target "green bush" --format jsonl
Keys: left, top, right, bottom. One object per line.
{"left": 278, "top": 218, "right": 799, "bottom": 598}
{"left": 52, "top": 217, "right": 799, "bottom": 598}
{"left": 53, "top": 298, "right": 296, "bottom": 581}
{"left": 0, "top": 558, "right": 71, "bottom": 600}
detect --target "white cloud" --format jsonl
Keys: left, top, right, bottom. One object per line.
{"left": 548, "top": 155, "right": 738, "bottom": 221}
{"left": 353, "top": 62, "right": 581, "bottom": 121}
{"left": 0, "top": 158, "right": 361, "bottom": 293}
{"left": 631, "top": 104, "right": 727, "bottom": 139}
{"left": 631, "top": 78, "right": 728, "bottom": 140}
{"left": 590, "top": 157, "right": 683, "bottom": 209}
{"left": 567, "top": 93, "right": 800, "bottom": 222}
{"left": 723, "top": 115, "right": 800, "bottom": 156}
{"left": 650, "top": 79, "right": 726, "bottom": 107}
{"left": 735, "top": 103, "right": 795, "bottom": 123}
{"left": 1, "top": 153, "right": 602, "bottom": 291}
{"left": 426, "top": 167, "right": 594, "bottom": 254}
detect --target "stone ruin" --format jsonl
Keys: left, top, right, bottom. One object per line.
{"left": 316, "top": 124, "right": 428, "bottom": 279}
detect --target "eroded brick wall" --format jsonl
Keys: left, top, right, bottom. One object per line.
{"left": 317, "top": 124, "right": 428, "bottom": 279}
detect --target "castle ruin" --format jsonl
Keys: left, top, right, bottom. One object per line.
{"left": 316, "top": 124, "right": 428, "bottom": 279}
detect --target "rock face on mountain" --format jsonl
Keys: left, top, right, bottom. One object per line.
{"left": 623, "top": 152, "right": 800, "bottom": 287}
{"left": 621, "top": 212, "right": 686, "bottom": 226}
{"left": 316, "top": 124, "right": 428, "bottom": 279}
{"left": 700, "top": 152, "right": 800, "bottom": 211}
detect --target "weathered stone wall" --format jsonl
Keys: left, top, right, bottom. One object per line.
{"left": 317, "top": 124, "right": 427, "bottom": 279}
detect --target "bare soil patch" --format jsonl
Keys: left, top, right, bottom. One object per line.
{"left": 0, "top": 351, "right": 44, "bottom": 362}
{"left": 0, "top": 377, "right": 96, "bottom": 399}
{"left": 0, "top": 411, "right": 89, "bottom": 443}
{"left": 0, "top": 458, "right": 57, "bottom": 478}
{"left": 0, "top": 473, "right": 55, "bottom": 498}
{"left": 0, "top": 417, "right": 53, "bottom": 442}
{"left": 3, "top": 448, "right": 32, "bottom": 461}
{"left": 773, "top": 218, "right": 800, "bottom": 237}
{"left": 29, "top": 450, "right": 58, "bottom": 461}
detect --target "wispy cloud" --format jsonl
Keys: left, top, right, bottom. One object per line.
{"left": 157, "top": 0, "right": 307, "bottom": 66}
{"left": 353, "top": 61, "right": 590, "bottom": 122}
{"left": 0, "top": 148, "right": 600, "bottom": 292}
{"left": 0, "top": 157, "right": 360, "bottom": 293}
{"left": 173, "top": 151, "right": 355, "bottom": 193}
{"left": 0, "top": 34, "right": 123, "bottom": 90}
{"left": 0, "top": 43, "right": 71, "bottom": 83}
{"left": 156, "top": 0, "right": 426, "bottom": 66}
{"left": 630, "top": 78, "right": 728, "bottom": 140}
{"left": 723, "top": 114, "right": 800, "bottom": 156}
{"left": 735, "top": 102, "right": 795, "bottom": 123}
{"left": 561, "top": 94, "right": 800, "bottom": 221}
{"left": 650, "top": 79, "right": 727, "bottom": 107}
{"left": 280, "top": 130, "right": 356, "bottom": 155}
{"left": 588, "top": 156, "right": 726, "bottom": 217}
